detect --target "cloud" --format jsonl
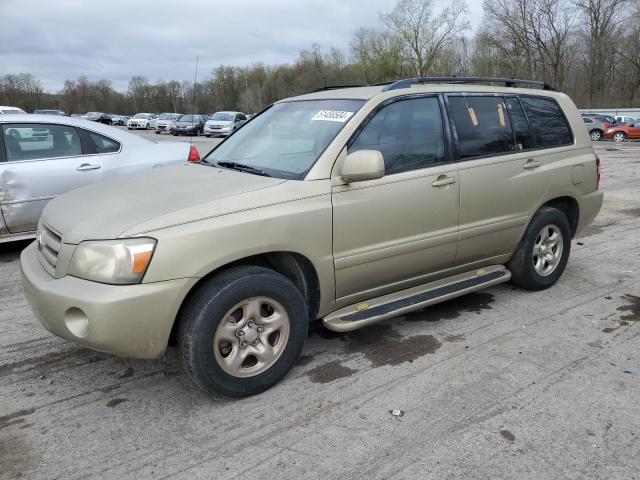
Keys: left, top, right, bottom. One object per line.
{"left": 0, "top": 0, "right": 481, "bottom": 92}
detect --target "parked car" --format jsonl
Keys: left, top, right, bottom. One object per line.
{"left": 33, "top": 109, "right": 66, "bottom": 116}
{"left": 127, "top": 113, "right": 154, "bottom": 130}
{"left": 155, "top": 113, "right": 181, "bottom": 134}
{"left": 110, "top": 115, "right": 128, "bottom": 126}
{"left": 83, "top": 112, "right": 112, "bottom": 125}
{"left": 582, "top": 115, "right": 610, "bottom": 141}
{"left": 0, "top": 106, "right": 27, "bottom": 114}
{"left": 204, "top": 111, "right": 247, "bottom": 137}
{"left": 19, "top": 78, "right": 602, "bottom": 397}
{"left": 170, "top": 114, "right": 207, "bottom": 136}
{"left": 603, "top": 120, "right": 640, "bottom": 142}
{"left": 148, "top": 114, "right": 160, "bottom": 130}
{"left": 0, "top": 114, "right": 200, "bottom": 243}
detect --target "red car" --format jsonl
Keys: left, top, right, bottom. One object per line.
{"left": 603, "top": 120, "right": 640, "bottom": 142}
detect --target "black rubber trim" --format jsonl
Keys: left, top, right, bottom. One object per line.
{"left": 342, "top": 270, "right": 507, "bottom": 322}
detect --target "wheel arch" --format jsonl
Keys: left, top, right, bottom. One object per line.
{"left": 168, "top": 251, "right": 321, "bottom": 346}
{"left": 540, "top": 196, "right": 580, "bottom": 237}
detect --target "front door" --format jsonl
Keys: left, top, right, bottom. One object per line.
{"left": 0, "top": 123, "right": 103, "bottom": 233}
{"left": 332, "top": 95, "right": 459, "bottom": 304}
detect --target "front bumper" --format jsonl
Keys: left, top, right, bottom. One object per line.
{"left": 204, "top": 126, "right": 231, "bottom": 136}
{"left": 20, "top": 242, "right": 196, "bottom": 359}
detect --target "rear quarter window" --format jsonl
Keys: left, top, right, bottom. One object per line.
{"left": 520, "top": 96, "right": 573, "bottom": 148}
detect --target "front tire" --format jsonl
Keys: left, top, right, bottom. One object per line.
{"left": 613, "top": 132, "right": 626, "bottom": 142}
{"left": 178, "top": 266, "right": 308, "bottom": 397}
{"left": 507, "top": 207, "right": 571, "bottom": 290}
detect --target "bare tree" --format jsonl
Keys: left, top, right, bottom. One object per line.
{"left": 381, "top": 0, "right": 470, "bottom": 77}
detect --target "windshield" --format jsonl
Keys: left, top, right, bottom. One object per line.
{"left": 203, "top": 99, "right": 364, "bottom": 179}
{"left": 210, "top": 112, "right": 234, "bottom": 121}
{"left": 178, "top": 115, "right": 197, "bottom": 122}
{"left": 159, "top": 113, "right": 178, "bottom": 120}
{"left": 133, "top": 113, "right": 151, "bottom": 119}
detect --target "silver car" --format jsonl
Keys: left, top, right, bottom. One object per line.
{"left": 0, "top": 115, "right": 199, "bottom": 242}
{"left": 204, "top": 111, "right": 247, "bottom": 137}
{"left": 155, "top": 113, "right": 181, "bottom": 134}
{"left": 582, "top": 115, "right": 610, "bottom": 141}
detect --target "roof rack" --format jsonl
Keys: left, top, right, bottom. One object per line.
{"left": 312, "top": 84, "right": 365, "bottom": 92}
{"left": 382, "top": 77, "right": 555, "bottom": 92}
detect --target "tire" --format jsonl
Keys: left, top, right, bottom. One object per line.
{"left": 155, "top": 130, "right": 160, "bottom": 134}
{"left": 507, "top": 207, "right": 571, "bottom": 290}
{"left": 590, "top": 130, "right": 603, "bottom": 141}
{"left": 178, "top": 266, "right": 308, "bottom": 397}
{"left": 127, "top": 127, "right": 132, "bottom": 130}
{"left": 613, "top": 132, "right": 626, "bottom": 142}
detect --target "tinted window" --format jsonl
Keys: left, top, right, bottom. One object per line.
{"left": 2, "top": 124, "right": 82, "bottom": 162}
{"left": 350, "top": 96, "right": 446, "bottom": 175}
{"left": 520, "top": 96, "right": 572, "bottom": 147}
{"left": 448, "top": 96, "right": 514, "bottom": 159}
{"left": 505, "top": 97, "right": 534, "bottom": 150}
{"left": 583, "top": 118, "right": 594, "bottom": 124}
{"left": 86, "top": 131, "right": 120, "bottom": 153}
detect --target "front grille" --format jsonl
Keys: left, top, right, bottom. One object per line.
{"left": 37, "top": 223, "right": 62, "bottom": 276}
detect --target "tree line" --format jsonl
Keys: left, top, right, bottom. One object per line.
{"left": 1, "top": 0, "right": 638, "bottom": 115}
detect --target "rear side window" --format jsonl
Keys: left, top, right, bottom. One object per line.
{"left": 84, "top": 131, "right": 120, "bottom": 153}
{"left": 448, "top": 95, "right": 514, "bottom": 159}
{"left": 2, "top": 124, "right": 82, "bottom": 162}
{"left": 350, "top": 96, "right": 446, "bottom": 175}
{"left": 583, "top": 118, "right": 594, "bottom": 124}
{"left": 505, "top": 97, "right": 534, "bottom": 150}
{"left": 520, "top": 96, "right": 573, "bottom": 147}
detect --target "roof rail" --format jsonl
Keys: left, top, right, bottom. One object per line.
{"left": 312, "top": 84, "right": 365, "bottom": 92}
{"left": 382, "top": 77, "right": 555, "bottom": 92}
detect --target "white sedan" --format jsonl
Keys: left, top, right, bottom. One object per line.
{"left": 127, "top": 113, "right": 154, "bottom": 129}
{"left": 0, "top": 114, "right": 200, "bottom": 243}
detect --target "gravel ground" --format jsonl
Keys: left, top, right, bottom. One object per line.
{"left": 1, "top": 140, "right": 639, "bottom": 480}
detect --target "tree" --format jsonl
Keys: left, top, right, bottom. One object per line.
{"left": 381, "top": 0, "right": 470, "bottom": 76}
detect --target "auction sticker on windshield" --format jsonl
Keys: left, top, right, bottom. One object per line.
{"left": 311, "top": 110, "right": 354, "bottom": 122}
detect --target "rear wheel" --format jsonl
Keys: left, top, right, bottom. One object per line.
{"left": 507, "top": 207, "right": 571, "bottom": 290}
{"left": 178, "top": 266, "right": 308, "bottom": 397}
{"left": 590, "top": 130, "right": 603, "bottom": 141}
{"left": 613, "top": 132, "right": 626, "bottom": 142}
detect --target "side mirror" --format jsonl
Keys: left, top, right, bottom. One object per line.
{"left": 341, "top": 150, "right": 385, "bottom": 183}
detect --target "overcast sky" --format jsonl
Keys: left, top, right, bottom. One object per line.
{"left": 0, "top": 0, "right": 483, "bottom": 93}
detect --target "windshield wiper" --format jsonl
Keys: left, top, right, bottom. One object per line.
{"left": 213, "top": 161, "right": 271, "bottom": 177}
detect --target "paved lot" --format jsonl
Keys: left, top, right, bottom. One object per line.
{"left": 1, "top": 141, "right": 639, "bottom": 479}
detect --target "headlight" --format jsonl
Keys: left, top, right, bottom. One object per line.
{"left": 69, "top": 238, "right": 156, "bottom": 284}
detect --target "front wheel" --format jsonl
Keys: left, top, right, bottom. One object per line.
{"left": 507, "top": 207, "right": 571, "bottom": 290}
{"left": 177, "top": 266, "right": 308, "bottom": 397}
{"left": 613, "top": 132, "right": 626, "bottom": 142}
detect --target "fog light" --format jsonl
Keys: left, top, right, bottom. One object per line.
{"left": 65, "top": 307, "right": 89, "bottom": 338}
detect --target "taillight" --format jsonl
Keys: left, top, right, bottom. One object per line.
{"left": 188, "top": 145, "right": 200, "bottom": 162}
{"left": 595, "top": 154, "right": 601, "bottom": 189}
{"left": 604, "top": 122, "right": 610, "bottom": 129}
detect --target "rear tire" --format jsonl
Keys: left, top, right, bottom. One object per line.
{"left": 507, "top": 207, "right": 571, "bottom": 290}
{"left": 590, "top": 130, "right": 603, "bottom": 141}
{"left": 178, "top": 266, "right": 308, "bottom": 397}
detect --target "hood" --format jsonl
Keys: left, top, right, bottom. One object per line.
{"left": 43, "top": 164, "right": 286, "bottom": 244}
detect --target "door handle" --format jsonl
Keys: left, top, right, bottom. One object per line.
{"left": 76, "top": 163, "right": 101, "bottom": 171}
{"left": 523, "top": 159, "right": 541, "bottom": 170}
{"left": 432, "top": 175, "right": 456, "bottom": 187}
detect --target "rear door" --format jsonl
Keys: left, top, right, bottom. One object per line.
{"left": 0, "top": 123, "right": 103, "bottom": 233}
{"left": 446, "top": 94, "right": 550, "bottom": 265}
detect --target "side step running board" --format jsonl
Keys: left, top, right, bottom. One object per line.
{"left": 323, "top": 265, "right": 511, "bottom": 332}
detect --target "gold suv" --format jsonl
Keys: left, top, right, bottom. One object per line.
{"left": 20, "top": 77, "right": 603, "bottom": 397}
